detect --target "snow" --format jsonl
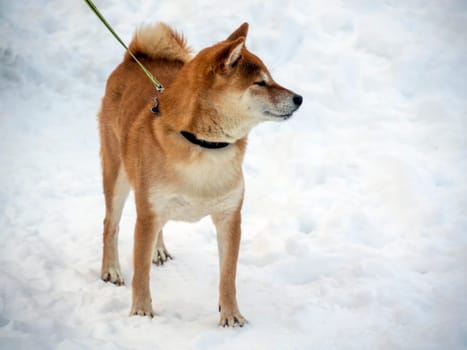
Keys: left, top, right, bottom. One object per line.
{"left": 1, "top": 0, "right": 467, "bottom": 349}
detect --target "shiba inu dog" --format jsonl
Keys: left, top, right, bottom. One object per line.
{"left": 98, "top": 22, "right": 302, "bottom": 327}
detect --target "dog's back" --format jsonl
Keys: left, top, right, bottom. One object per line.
{"left": 100, "top": 23, "right": 191, "bottom": 139}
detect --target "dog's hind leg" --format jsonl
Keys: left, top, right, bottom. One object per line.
{"left": 99, "top": 119, "right": 130, "bottom": 285}
{"left": 152, "top": 230, "right": 173, "bottom": 266}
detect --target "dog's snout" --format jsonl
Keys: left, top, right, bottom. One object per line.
{"left": 293, "top": 94, "right": 303, "bottom": 107}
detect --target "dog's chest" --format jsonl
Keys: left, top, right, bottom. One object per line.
{"left": 150, "top": 153, "right": 243, "bottom": 223}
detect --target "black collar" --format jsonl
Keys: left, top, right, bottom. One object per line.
{"left": 180, "top": 131, "right": 230, "bottom": 149}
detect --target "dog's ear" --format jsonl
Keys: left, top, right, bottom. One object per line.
{"left": 226, "top": 37, "right": 245, "bottom": 67}
{"left": 226, "top": 22, "right": 249, "bottom": 41}
{"left": 216, "top": 36, "right": 245, "bottom": 72}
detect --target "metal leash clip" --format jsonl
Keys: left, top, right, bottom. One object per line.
{"left": 151, "top": 96, "right": 160, "bottom": 115}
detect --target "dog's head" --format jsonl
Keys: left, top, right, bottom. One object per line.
{"left": 179, "top": 23, "right": 302, "bottom": 143}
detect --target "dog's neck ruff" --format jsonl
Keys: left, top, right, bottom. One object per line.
{"left": 180, "top": 131, "right": 230, "bottom": 149}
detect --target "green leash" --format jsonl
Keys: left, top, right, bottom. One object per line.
{"left": 84, "top": 0, "right": 164, "bottom": 92}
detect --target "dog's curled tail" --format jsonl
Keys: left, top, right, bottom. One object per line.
{"left": 127, "top": 22, "right": 191, "bottom": 63}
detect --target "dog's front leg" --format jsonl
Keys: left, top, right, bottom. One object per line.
{"left": 212, "top": 207, "right": 247, "bottom": 327}
{"left": 130, "top": 212, "right": 159, "bottom": 317}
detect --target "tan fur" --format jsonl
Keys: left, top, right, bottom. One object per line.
{"left": 128, "top": 22, "right": 191, "bottom": 63}
{"left": 98, "top": 22, "right": 302, "bottom": 327}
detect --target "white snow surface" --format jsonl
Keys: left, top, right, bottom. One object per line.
{"left": 1, "top": 0, "right": 467, "bottom": 349}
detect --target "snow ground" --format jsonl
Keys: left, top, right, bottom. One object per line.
{"left": 1, "top": 0, "right": 466, "bottom": 349}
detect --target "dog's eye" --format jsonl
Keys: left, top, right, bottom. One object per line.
{"left": 254, "top": 80, "right": 266, "bottom": 87}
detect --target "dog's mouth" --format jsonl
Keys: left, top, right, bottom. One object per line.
{"left": 263, "top": 111, "right": 294, "bottom": 120}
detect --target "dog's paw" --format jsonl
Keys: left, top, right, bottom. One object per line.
{"left": 218, "top": 306, "right": 247, "bottom": 327}
{"left": 130, "top": 302, "right": 154, "bottom": 318}
{"left": 152, "top": 247, "right": 173, "bottom": 266}
{"left": 101, "top": 267, "right": 125, "bottom": 286}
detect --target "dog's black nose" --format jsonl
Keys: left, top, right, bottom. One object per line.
{"left": 293, "top": 94, "right": 303, "bottom": 107}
